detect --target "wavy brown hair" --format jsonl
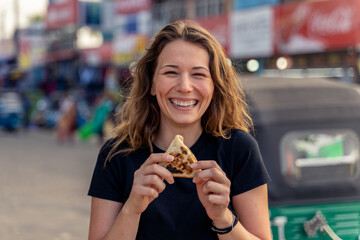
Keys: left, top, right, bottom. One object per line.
{"left": 107, "top": 20, "right": 253, "bottom": 161}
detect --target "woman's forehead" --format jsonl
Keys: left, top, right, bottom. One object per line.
{"left": 156, "top": 40, "right": 210, "bottom": 67}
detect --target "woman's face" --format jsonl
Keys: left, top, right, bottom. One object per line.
{"left": 151, "top": 39, "right": 214, "bottom": 130}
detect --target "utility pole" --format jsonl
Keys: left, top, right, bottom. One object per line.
{"left": 14, "top": 0, "right": 19, "bottom": 32}
{"left": 0, "top": 10, "right": 5, "bottom": 40}
{"left": 13, "top": 0, "right": 20, "bottom": 68}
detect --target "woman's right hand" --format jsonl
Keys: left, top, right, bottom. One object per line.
{"left": 123, "top": 153, "right": 174, "bottom": 215}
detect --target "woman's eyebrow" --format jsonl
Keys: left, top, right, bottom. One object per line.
{"left": 160, "top": 65, "right": 209, "bottom": 72}
{"left": 160, "top": 64, "right": 178, "bottom": 69}
{"left": 193, "top": 66, "right": 210, "bottom": 72}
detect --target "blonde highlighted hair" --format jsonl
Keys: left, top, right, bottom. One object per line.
{"left": 107, "top": 20, "right": 253, "bottom": 161}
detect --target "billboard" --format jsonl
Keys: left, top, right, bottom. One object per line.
{"left": 230, "top": 6, "right": 274, "bottom": 59}
{"left": 46, "top": 26, "right": 77, "bottom": 62}
{"left": 80, "top": 42, "right": 112, "bottom": 66}
{"left": 196, "top": 15, "right": 230, "bottom": 55}
{"left": 114, "top": 11, "right": 152, "bottom": 35}
{"left": 234, "top": 0, "right": 279, "bottom": 10}
{"left": 18, "top": 29, "right": 46, "bottom": 70}
{"left": 115, "top": 0, "right": 152, "bottom": 15}
{"left": 274, "top": 0, "right": 360, "bottom": 55}
{"left": 112, "top": 34, "right": 147, "bottom": 65}
{"left": 46, "top": 0, "right": 78, "bottom": 29}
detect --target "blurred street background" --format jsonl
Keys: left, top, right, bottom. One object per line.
{"left": 0, "top": 129, "right": 99, "bottom": 240}
{"left": 1, "top": 0, "right": 360, "bottom": 239}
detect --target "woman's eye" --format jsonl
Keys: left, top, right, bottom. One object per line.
{"left": 165, "top": 71, "right": 177, "bottom": 75}
{"left": 194, "top": 73, "right": 206, "bottom": 77}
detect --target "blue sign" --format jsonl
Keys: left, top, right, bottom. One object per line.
{"left": 233, "top": 0, "right": 279, "bottom": 9}
{"left": 126, "top": 14, "right": 137, "bottom": 33}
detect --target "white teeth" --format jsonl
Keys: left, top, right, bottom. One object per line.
{"left": 171, "top": 99, "right": 197, "bottom": 107}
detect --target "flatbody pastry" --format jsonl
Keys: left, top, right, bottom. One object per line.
{"left": 159, "top": 135, "right": 199, "bottom": 178}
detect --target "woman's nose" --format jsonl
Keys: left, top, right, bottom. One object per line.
{"left": 177, "top": 73, "right": 193, "bottom": 92}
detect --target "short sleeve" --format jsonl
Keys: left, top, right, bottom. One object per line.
{"left": 88, "top": 140, "right": 125, "bottom": 203}
{"left": 228, "top": 131, "right": 270, "bottom": 196}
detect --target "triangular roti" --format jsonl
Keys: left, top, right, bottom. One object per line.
{"left": 159, "top": 135, "right": 199, "bottom": 178}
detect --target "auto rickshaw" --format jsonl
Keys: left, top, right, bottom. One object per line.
{"left": 243, "top": 76, "right": 360, "bottom": 240}
{"left": 0, "top": 91, "right": 23, "bottom": 131}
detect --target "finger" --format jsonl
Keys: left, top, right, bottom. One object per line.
{"left": 191, "top": 160, "right": 221, "bottom": 171}
{"left": 201, "top": 180, "right": 230, "bottom": 196}
{"left": 193, "top": 167, "right": 229, "bottom": 185}
{"left": 144, "top": 153, "right": 174, "bottom": 166}
{"left": 142, "top": 175, "right": 167, "bottom": 193}
{"left": 142, "top": 163, "right": 174, "bottom": 184}
{"left": 132, "top": 184, "right": 159, "bottom": 199}
{"left": 206, "top": 194, "right": 230, "bottom": 207}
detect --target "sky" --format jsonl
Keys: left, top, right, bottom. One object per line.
{"left": 0, "top": 0, "right": 48, "bottom": 38}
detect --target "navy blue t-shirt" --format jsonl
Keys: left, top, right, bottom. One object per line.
{"left": 88, "top": 129, "right": 270, "bottom": 240}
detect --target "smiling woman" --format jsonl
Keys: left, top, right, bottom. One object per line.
{"left": 88, "top": 20, "right": 271, "bottom": 240}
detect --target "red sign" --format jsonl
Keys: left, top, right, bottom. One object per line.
{"left": 196, "top": 15, "right": 230, "bottom": 55}
{"left": 81, "top": 42, "right": 112, "bottom": 65}
{"left": 274, "top": 0, "right": 360, "bottom": 54}
{"left": 115, "top": 0, "right": 152, "bottom": 14}
{"left": 46, "top": 0, "right": 78, "bottom": 29}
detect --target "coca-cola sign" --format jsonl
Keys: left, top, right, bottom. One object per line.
{"left": 274, "top": 0, "right": 359, "bottom": 55}
{"left": 308, "top": 6, "right": 353, "bottom": 37}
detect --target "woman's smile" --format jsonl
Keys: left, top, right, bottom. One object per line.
{"left": 169, "top": 98, "right": 198, "bottom": 108}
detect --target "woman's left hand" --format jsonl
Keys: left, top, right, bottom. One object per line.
{"left": 191, "top": 161, "right": 232, "bottom": 225}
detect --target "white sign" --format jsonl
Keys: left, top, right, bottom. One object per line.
{"left": 230, "top": 6, "right": 274, "bottom": 58}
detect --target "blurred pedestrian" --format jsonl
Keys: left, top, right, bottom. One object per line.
{"left": 20, "top": 92, "right": 31, "bottom": 130}
{"left": 77, "top": 91, "right": 115, "bottom": 144}
{"left": 56, "top": 92, "right": 77, "bottom": 143}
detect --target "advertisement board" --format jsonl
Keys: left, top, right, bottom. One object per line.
{"left": 18, "top": 30, "right": 46, "bottom": 70}
{"left": 233, "top": 0, "right": 279, "bottom": 10}
{"left": 46, "top": 0, "right": 78, "bottom": 29}
{"left": 115, "top": 0, "right": 152, "bottom": 15}
{"left": 196, "top": 15, "right": 229, "bottom": 55}
{"left": 274, "top": 0, "right": 360, "bottom": 55}
{"left": 81, "top": 42, "right": 112, "bottom": 66}
{"left": 114, "top": 11, "right": 152, "bottom": 35}
{"left": 46, "top": 26, "right": 77, "bottom": 62}
{"left": 112, "top": 34, "right": 147, "bottom": 65}
{"left": 231, "top": 6, "right": 274, "bottom": 59}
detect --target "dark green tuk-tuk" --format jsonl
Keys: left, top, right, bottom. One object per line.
{"left": 244, "top": 77, "right": 360, "bottom": 240}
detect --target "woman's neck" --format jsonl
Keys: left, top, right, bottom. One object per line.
{"left": 154, "top": 123, "right": 203, "bottom": 151}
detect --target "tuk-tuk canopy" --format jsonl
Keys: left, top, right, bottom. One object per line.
{"left": 242, "top": 76, "right": 360, "bottom": 206}
{"left": 243, "top": 77, "right": 360, "bottom": 125}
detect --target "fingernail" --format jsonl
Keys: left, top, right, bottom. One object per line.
{"left": 190, "top": 163, "right": 197, "bottom": 168}
{"left": 167, "top": 155, "right": 174, "bottom": 161}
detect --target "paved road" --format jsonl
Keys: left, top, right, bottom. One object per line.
{"left": 0, "top": 129, "right": 101, "bottom": 240}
